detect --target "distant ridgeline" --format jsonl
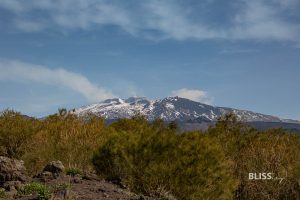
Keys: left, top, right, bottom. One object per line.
{"left": 74, "top": 96, "right": 300, "bottom": 133}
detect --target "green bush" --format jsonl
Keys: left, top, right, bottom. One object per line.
{"left": 93, "top": 119, "right": 237, "bottom": 199}
{"left": 234, "top": 131, "right": 300, "bottom": 200}
{"left": 171, "top": 132, "right": 238, "bottom": 199}
{"left": 0, "top": 189, "right": 6, "bottom": 199}
{"left": 0, "top": 109, "right": 39, "bottom": 159}
{"left": 20, "top": 182, "right": 51, "bottom": 200}
{"left": 22, "top": 110, "right": 108, "bottom": 174}
{"left": 66, "top": 168, "right": 82, "bottom": 176}
{"left": 209, "top": 114, "right": 300, "bottom": 200}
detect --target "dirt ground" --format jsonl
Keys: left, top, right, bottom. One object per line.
{"left": 13, "top": 173, "right": 156, "bottom": 200}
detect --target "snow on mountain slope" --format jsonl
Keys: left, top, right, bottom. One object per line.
{"left": 74, "top": 96, "right": 299, "bottom": 123}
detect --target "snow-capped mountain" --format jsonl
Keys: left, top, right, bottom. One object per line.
{"left": 74, "top": 96, "right": 299, "bottom": 124}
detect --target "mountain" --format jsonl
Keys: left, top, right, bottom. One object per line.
{"left": 74, "top": 97, "right": 299, "bottom": 126}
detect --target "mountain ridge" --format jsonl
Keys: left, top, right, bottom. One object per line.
{"left": 74, "top": 96, "right": 300, "bottom": 124}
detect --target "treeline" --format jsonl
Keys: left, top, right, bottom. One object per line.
{"left": 0, "top": 109, "right": 300, "bottom": 200}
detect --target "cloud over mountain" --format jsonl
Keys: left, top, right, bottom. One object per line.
{"left": 0, "top": 60, "right": 115, "bottom": 102}
{"left": 172, "top": 88, "right": 210, "bottom": 104}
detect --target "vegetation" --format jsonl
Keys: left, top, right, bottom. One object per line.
{"left": 66, "top": 168, "right": 82, "bottom": 177}
{"left": 93, "top": 117, "right": 237, "bottom": 199}
{"left": 1, "top": 109, "right": 300, "bottom": 199}
{"left": 21, "top": 109, "right": 108, "bottom": 174}
{"left": 0, "top": 188, "right": 6, "bottom": 199}
{"left": 20, "top": 182, "right": 51, "bottom": 200}
{"left": 50, "top": 183, "right": 71, "bottom": 194}
{"left": 0, "top": 110, "right": 39, "bottom": 159}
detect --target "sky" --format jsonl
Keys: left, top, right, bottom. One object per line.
{"left": 0, "top": 0, "right": 300, "bottom": 119}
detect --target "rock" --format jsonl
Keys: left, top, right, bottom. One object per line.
{"left": 72, "top": 175, "right": 82, "bottom": 184}
{"left": 34, "top": 171, "right": 54, "bottom": 182}
{"left": 43, "top": 161, "right": 65, "bottom": 174}
{"left": 16, "top": 193, "right": 39, "bottom": 200}
{"left": 0, "top": 156, "right": 28, "bottom": 184}
{"left": 82, "top": 172, "right": 101, "bottom": 181}
{"left": 53, "top": 188, "right": 70, "bottom": 199}
{"left": 7, "top": 187, "right": 18, "bottom": 199}
{"left": 3, "top": 180, "right": 23, "bottom": 191}
{"left": 97, "top": 187, "right": 105, "bottom": 193}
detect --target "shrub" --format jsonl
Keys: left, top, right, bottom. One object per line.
{"left": 0, "top": 109, "right": 39, "bottom": 159}
{"left": 66, "top": 168, "right": 82, "bottom": 176}
{"left": 209, "top": 114, "right": 300, "bottom": 199}
{"left": 171, "top": 132, "right": 237, "bottom": 200}
{"left": 234, "top": 131, "right": 300, "bottom": 200}
{"left": 0, "top": 188, "right": 6, "bottom": 199}
{"left": 93, "top": 119, "right": 237, "bottom": 199}
{"left": 22, "top": 110, "right": 108, "bottom": 174}
{"left": 20, "top": 182, "right": 51, "bottom": 200}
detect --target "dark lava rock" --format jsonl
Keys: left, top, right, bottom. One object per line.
{"left": 43, "top": 161, "right": 65, "bottom": 174}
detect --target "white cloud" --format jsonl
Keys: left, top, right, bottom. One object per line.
{"left": 172, "top": 88, "right": 212, "bottom": 104}
{"left": 220, "top": 48, "right": 259, "bottom": 54}
{"left": 231, "top": 0, "right": 299, "bottom": 41}
{"left": 0, "top": 60, "right": 115, "bottom": 102}
{"left": 143, "top": 1, "right": 220, "bottom": 40}
{"left": 0, "top": 0, "right": 299, "bottom": 43}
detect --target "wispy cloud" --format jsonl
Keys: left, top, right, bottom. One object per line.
{"left": 172, "top": 88, "right": 212, "bottom": 104}
{"left": 0, "top": 0, "right": 299, "bottom": 43}
{"left": 0, "top": 60, "right": 115, "bottom": 102}
{"left": 230, "top": 0, "right": 300, "bottom": 41}
{"left": 220, "top": 48, "right": 259, "bottom": 54}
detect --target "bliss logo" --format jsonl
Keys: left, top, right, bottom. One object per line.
{"left": 248, "top": 173, "right": 284, "bottom": 183}
{"left": 248, "top": 173, "right": 273, "bottom": 180}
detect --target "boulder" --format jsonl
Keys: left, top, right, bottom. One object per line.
{"left": 72, "top": 174, "right": 82, "bottom": 184}
{"left": 82, "top": 172, "right": 101, "bottom": 181}
{"left": 0, "top": 156, "right": 28, "bottom": 184}
{"left": 43, "top": 161, "right": 65, "bottom": 174}
{"left": 3, "top": 180, "right": 23, "bottom": 191}
{"left": 34, "top": 171, "right": 54, "bottom": 183}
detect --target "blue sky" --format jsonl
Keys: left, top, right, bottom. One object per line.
{"left": 0, "top": 0, "right": 300, "bottom": 119}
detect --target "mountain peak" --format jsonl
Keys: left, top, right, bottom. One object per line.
{"left": 124, "top": 97, "right": 149, "bottom": 103}
{"left": 74, "top": 96, "right": 299, "bottom": 124}
{"left": 102, "top": 98, "right": 124, "bottom": 104}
